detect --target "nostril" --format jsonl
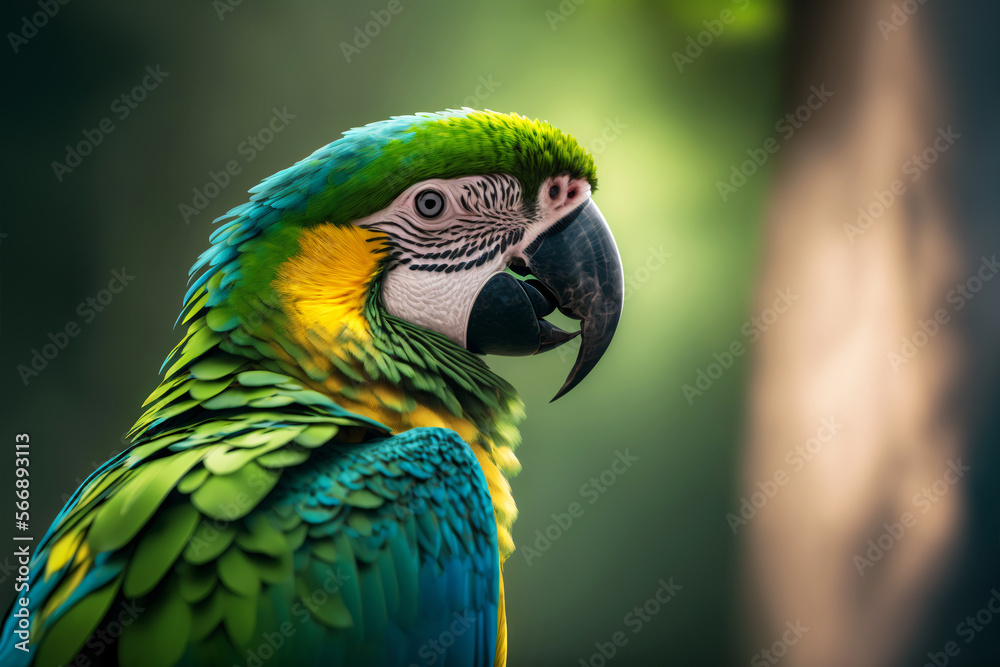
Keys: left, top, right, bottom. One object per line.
{"left": 548, "top": 185, "right": 560, "bottom": 199}
{"left": 508, "top": 257, "right": 531, "bottom": 276}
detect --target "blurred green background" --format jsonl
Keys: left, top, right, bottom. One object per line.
{"left": 1, "top": 1, "right": 787, "bottom": 664}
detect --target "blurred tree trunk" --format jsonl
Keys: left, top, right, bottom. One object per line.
{"left": 743, "top": 1, "right": 999, "bottom": 666}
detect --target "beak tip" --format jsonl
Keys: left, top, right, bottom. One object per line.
{"left": 549, "top": 386, "right": 572, "bottom": 402}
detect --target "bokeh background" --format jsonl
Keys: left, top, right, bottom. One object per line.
{"left": 2, "top": 1, "right": 997, "bottom": 665}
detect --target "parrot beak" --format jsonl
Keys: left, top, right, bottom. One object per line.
{"left": 465, "top": 199, "right": 624, "bottom": 401}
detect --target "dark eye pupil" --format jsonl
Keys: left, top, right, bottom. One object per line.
{"left": 416, "top": 190, "right": 443, "bottom": 218}
{"left": 549, "top": 185, "right": 560, "bottom": 199}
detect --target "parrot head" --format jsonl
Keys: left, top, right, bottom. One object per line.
{"left": 185, "top": 109, "right": 623, "bottom": 418}
{"left": 349, "top": 134, "right": 623, "bottom": 400}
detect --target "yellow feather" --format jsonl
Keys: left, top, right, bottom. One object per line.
{"left": 40, "top": 552, "right": 91, "bottom": 623}
{"left": 46, "top": 529, "right": 85, "bottom": 578}
{"left": 495, "top": 568, "right": 507, "bottom": 667}
{"left": 275, "top": 223, "right": 383, "bottom": 341}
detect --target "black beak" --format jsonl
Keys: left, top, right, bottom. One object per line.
{"left": 465, "top": 199, "right": 624, "bottom": 401}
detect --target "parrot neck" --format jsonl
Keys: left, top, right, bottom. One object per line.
{"left": 270, "top": 222, "right": 525, "bottom": 444}
{"left": 138, "top": 222, "right": 524, "bottom": 557}
{"left": 268, "top": 222, "right": 525, "bottom": 556}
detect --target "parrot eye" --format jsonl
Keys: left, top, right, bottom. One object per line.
{"left": 415, "top": 189, "right": 445, "bottom": 219}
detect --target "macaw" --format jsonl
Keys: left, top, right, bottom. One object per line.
{"left": 1, "top": 109, "right": 624, "bottom": 667}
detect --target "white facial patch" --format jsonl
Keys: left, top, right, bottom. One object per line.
{"left": 381, "top": 263, "right": 504, "bottom": 347}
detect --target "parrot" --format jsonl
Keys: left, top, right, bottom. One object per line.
{"left": 1, "top": 109, "right": 624, "bottom": 667}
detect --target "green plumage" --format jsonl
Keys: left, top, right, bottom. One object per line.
{"left": 9, "top": 348, "right": 498, "bottom": 665}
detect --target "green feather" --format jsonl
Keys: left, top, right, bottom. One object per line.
{"left": 201, "top": 387, "right": 276, "bottom": 410}
{"left": 177, "top": 467, "right": 210, "bottom": 494}
{"left": 248, "top": 550, "right": 293, "bottom": 585}
{"left": 34, "top": 576, "right": 122, "bottom": 667}
{"left": 88, "top": 449, "right": 204, "bottom": 552}
{"left": 236, "top": 370, "right": 290, "bottom": 386}
{"left": 177, "top": 562, "right": 218, "bottom": 604}
{"left": 119, "top": 578, "right": 192, "bottom": 667}
{"left": 217, "top": 547, "right": 260, "bottom": 598}
{"left": 183, "top": 523, "right": 236, "bottom": 565}
{"left": 297, "top": 560, "right": 355, "bottom": 629}
{"left": 256, "top": 447, "right": 310, "bottom": 468}
{"left": 190, "top": 461, "right": 279, "bottom": 520}
{"left": 221, "top": 588, "right": 258, "bottom": 646}
{"left": 189, "top": 355, "right": 247, "bottom": 381}
{"left": 294, "top": 424, "right": 339, "bottom": 447}
{"left": 165, "top": 326, "right": 224, "bottom": 378}
{"left": 345, "top": 489, "right": 384, "bottom": 509}
{"left": 123, "top": 501, "right": 201, "bottom": 598}
{"left": 188, "top": 591, "right": 225, "bottom": 642}
{"left": 202, "top": 429, "right": 300, "bottom": 475}
{"left": 285, "top": 524, "right": 309, "bottom": 551}
{"left": 189, "top": 378, "right": 232, "bottom": 401}
{"left": 235, "top": 515, "right": 287, "bottom": 557}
